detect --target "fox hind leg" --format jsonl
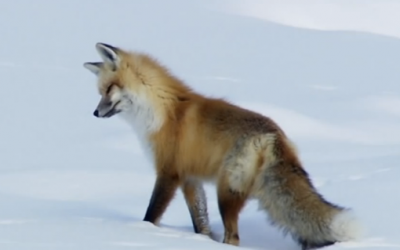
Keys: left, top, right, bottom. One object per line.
{"left": 217, "top": 182, "right": 247, "bottom": 246}
{"left": 217, "top": 137, "right": 260, "bottom": 246}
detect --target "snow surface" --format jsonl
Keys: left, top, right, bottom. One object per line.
{"left": 1, "top": 0, "right": 400, "bottom": 249}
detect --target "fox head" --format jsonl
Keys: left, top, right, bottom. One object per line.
{"left": 84, "top": 42, "right": 192, "bottom": 134}
{"left": 84, "top": 43, "right": 136, "bottom": 118}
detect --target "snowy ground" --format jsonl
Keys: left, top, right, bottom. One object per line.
{"left": 1, "top": 0, "right": 400, "bottom": 249}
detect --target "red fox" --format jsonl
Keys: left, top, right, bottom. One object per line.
{"left": 84, "top": 43, "right": 361, "bottom": 250}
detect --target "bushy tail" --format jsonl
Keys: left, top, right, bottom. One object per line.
{"left": 255, "top": 158, "right": 362, "bottom": 250}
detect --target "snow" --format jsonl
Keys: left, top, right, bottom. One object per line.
{"left": 1, "top": 0, "right": 400, "bottom": 249}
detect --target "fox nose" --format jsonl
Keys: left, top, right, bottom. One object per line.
{"left": 93, "top": 110, "right": 99, "bottom": 117}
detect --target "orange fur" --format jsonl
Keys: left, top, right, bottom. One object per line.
{"left": 84, "top": 43, "right": 361, "bottom": 250}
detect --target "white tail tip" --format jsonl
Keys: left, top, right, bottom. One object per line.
{"left": 330, "top": 209, "right": 364, "bottom": 241}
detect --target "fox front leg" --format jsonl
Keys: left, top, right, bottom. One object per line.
{"left": 181, "top": 179, "right": 212, "bottom": 236}
{"left": 143, "top": 174, "right": 180, "bottom": 225}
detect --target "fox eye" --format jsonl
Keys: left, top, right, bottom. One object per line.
{"left": 106, "top": 84, "right": 114, "bottom": 95}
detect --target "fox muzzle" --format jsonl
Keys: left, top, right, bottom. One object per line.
{"left": 93, "top": 96, "right": 121, "bottom": 118}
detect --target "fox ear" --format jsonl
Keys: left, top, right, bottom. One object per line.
{"left": 95, "top": 43, "right": 120, "bottom": 71}
{"left": 83, "top": 62, "right": 103, "bottom": 75}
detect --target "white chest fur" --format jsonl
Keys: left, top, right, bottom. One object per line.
{"left": 118, "top": 93, "right": 164, "bottom": 166}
